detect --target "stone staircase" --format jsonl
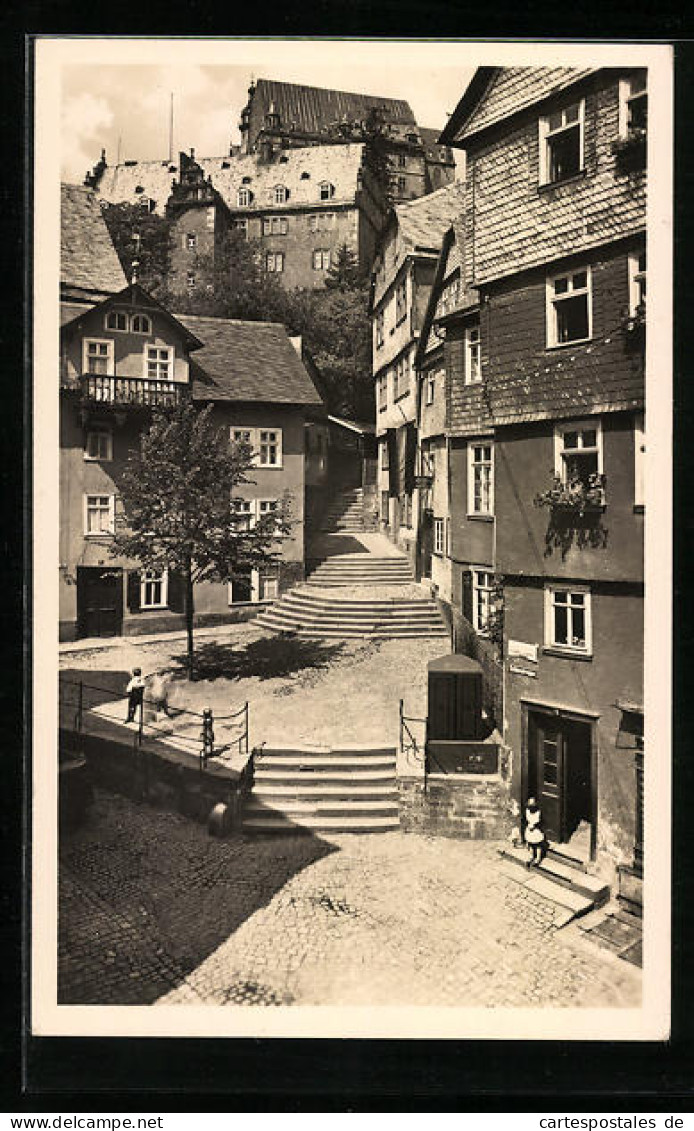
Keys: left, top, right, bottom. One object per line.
{"left": 321, "top": 487, "right": 366, "bottom": 533}
{"left": 498, "top": 844, "right": 610, "bottom": 927}
{"left": 255, "top": 586, "right": 448, "bottom": 639}
{"left": 242, "top": 744, "right": 400, "bottom": 833}
{"left": 306, "top": 553, "right": 414, "bottom": 587}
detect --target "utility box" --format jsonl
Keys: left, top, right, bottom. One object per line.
{"left": 427, "top": 654, "right": 484, "bottom": 743}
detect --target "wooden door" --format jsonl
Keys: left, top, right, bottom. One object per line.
{"left": 77, "top": 567, "right": 123, "bottom": 638}
{"left": 529, "top": 712, "right": 566, "bottom": 842}
{"left": 420, "top": 510, "right": 433, "bottom": 579}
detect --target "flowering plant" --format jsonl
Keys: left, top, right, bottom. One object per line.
{"left": 534, "top": 472, "right": 606, "bottom": 514}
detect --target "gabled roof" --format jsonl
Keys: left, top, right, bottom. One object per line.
{"left": 94, "top": 144, "right": 367, "bottom": 215}
{"left": 174, "top": 314, "right": 324, "bottom": 407}
{"left": 61, "top": 183, "right": 127, "bottom": 298}
{"left": 60, "top": 283, "right": 205, "bottom": 350}
{"left": 439, "top": 66, "right": 599, "bottom": 146}
{"left": 394, "top": 180, "right": 465, "bottom": 254}
{"left": 251, "top": 78, "right": 416, "bottom": 136}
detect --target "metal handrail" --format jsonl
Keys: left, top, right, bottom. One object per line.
{"left": 398, "top": 699, "right": 426, "bottom": 764}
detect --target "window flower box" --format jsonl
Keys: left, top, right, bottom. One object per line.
{"left": 534, "top": 473, "right": 606, "bottom": 515}
{"left": 612, "top": 129, "right": 646, "bottom": 172}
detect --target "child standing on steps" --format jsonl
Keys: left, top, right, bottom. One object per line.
{"left": 125, "top": 667, "right": 145, "bottom": 723}
{"left": 524, "top": 797, "right": 548, "bottom": 867}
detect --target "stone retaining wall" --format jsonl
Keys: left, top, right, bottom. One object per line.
{"left": 399, "top": 772, "right": 514, "bottom": 839}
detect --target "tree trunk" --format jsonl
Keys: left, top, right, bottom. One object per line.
{"left": 185, "top": 560, "right": 195, "bottom": 680}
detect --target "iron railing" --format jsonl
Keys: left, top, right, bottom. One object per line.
{"left": 398, "top": 699, "right": 426, "bottom": 765}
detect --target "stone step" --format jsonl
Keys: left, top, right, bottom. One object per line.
{"left": 241, "top": 813, "right": 400, "bottom": 833}
{"left": 285, "top": 591, "right": 434, "bottom": 610}
{"left": 254, "top": 766, "right": 397, "bottom": 783}
{"left": 253, "top": 782, "right": 399, "bottom": 798}
{"left": 246, "top": 797, "right": 399, "bottom": 815}
{"left": 257, "top": 743, "right": 396, "bottom": 758}
{"left": 255, "top": 620, "right": 449, "bottom": 639}
{"left": 264, "top": 605, "right": 444, "bottom": 623}
{"left": 255, "top": 756, "right": 396, "bottom": 771}
{"left": 499, "top": 846, "right": 610, "bottom": 905}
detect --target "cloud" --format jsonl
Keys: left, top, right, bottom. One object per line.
{"left": 61, "top": 92, "right": 114, "bottom": 182}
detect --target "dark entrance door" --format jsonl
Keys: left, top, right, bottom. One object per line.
{"left": 419, "top": 508, "right": 433, "bottom": 580}
{"left": 527, "top": 709, "right": 592, "bottom": 844}
{"left": 77, "top": 567, "right": 123, "bottom": 638}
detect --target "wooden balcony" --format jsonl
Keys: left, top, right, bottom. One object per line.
{"left": 80, "top": 374, "right": 185, "bottom": 409}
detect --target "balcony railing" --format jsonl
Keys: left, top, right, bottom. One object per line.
{"left": 80, "top": 374, "right": 184, "bottom": 408}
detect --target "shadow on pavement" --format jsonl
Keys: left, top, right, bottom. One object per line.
{"left": 58, "top": 789, "right": 338, "bottom": 1006}
{"left": 167, "top": 634, "right": 345, "bottom": 682}
{"left": 309, "top": 533, "right": 371, "bottom": 556}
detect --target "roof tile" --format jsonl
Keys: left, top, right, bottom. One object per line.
{"left": 61, "top": 184, "right": 127, "bottom": 297}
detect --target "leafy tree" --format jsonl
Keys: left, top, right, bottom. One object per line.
{"left": 101, "top": 202, "right": 172, "bottom": 295}
{"left": 111, "top": 402, "right": 291, "bottom": 679}
{"left": 325, "top": 242, "right": 363, "bottom": 290}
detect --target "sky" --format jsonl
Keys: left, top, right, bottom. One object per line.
{"left": 60, "top": 57, "right": 475, "bottom": 183}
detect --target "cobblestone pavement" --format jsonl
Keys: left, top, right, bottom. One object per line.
{"left": 59, "top": 789, "right": 641, "bottom": 1009}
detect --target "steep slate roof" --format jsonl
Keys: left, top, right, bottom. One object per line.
{"left": 440, "top": 66, "right": 598, "bottom": 144}
{"left": 95, "top": 144, "right": 367, "bottom": 215}
{"left": 418, "top": 127, "right": 454, "bottom": 162}
{"left": 395, "top": 180, "right": 465, "bottom": 253}
{"left": 251, "top": 78, "right": 416, "bottom": 134}
{"left": 61, "top": 183, "right": 127, "bottom": 297}
{"left": 174, "top": 314, "right": 323, "bottom": 406}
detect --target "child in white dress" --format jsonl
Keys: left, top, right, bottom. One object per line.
{"left": 524, "top": 797, "right": 547, "bottom": 867}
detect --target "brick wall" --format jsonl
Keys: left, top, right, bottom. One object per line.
{"left": 398, "top": 773, "right": 513, "bottom": 839}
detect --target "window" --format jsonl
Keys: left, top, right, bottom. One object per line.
{"left": 397, "top": 153, "right": 407, "bottom": 168}
{"left": 145, "top": 346, "right": 173, "bottom": 380}
{"left": 545, "top": 584, "right": 592, "bottom": 655}
{"left": 139, "top": 197, "right": 156, "bottom": 214}
{"left": 397, "top": 175, "right": 407, "bottom": 193}
{"left": 464, "top": 324, "right": 481, "bottom": 383}
{"left": 258, "top": 572, "right": 279, "bottom": 601}
{"left": 634, "top": 413, "right": 645, "bottom": 508}
{"left": 393, "top": 357, "right": 407, "bottom": 400}
{"left": 265, "top": 251, "right": 285, "bottom": 273}
{"left": 399, "top": 493, "right": 412, "bottom": 528}
{"left": 263, "top": 216, "right": 288, "bottom": 236}
{"left": 312, "top": 249, "right": 331, "bottom": 270}
{"left": 381, "top": 491, "right": 389, "bottom": 521}
{"left": 186, "top": 232, "right": 197, "bottom": 250}
{"left": 231, "top": 428, "right": 253, "bottom": 448}
{"left": 232, "top": 218, "right": 248, "bottom": 236}
{"left": 141, "top": 570, "right": 168, "bottom": 610}
{"left": 539, "top": 100, "right": 584, "bottom": 184}
{"left": 425, "top": 371, "right": 435, "bottom": 405}
{"left": 84, "top": 494, "right": 114, "bottom": 536}
{"left": 274, "top": 184, "right": 288, "bottom": 204}
{"left": 105, "top": 310, "right": 128, "bottom": 331}
{"left": 257, "top": 499, "right": 281, "bottom": 532}
{"left": 83, "top": 339, "right": 114, "bottom": 376}
{"left": 258, "top": 429, "right": 282, "bottom": 467}
{"left": 620, "top": 72, "right": 648, "bottom": 136}
{"left": 319, "top": 182, "right": 334, "bottom": 200}
{"left": 186, "top": 272, "right": 196, "bottom": 290}
{"left": 629, "top": 249, "right": 647, "bottom": 317}
{"left": 206, "top": 208, "right": 215, "bottom": 230}
{"left": 468, "top": 442, "right": 494, "bottom": 516}
{"left": 84, "top": 428, "right": 112, "bottom": 462}
{"left": 555, "top": 420, "right": 603, "bottom": 492}
{"left": 237, "top": 187, "right": 252, "bottom": 207}
{"left": 547, "top": 268, "right": 591, "bottom": 346}
{"left": 376, "top": 309, "right": 384, "bottom": 349}
{"left": 131, "top": 314, "right": 151, "bottom": 334}
{"left": 434, "top": 517, "right": 445, "bottom": 555}
{"left": 380, "top": 440, "right": 389, "bottom": 471}
{"left": 472, "top": 569, "right": 494, "bottom": 635}
{"left": 232, "top": 499, "right": 254, "bottom": 532}
{"left": 377, "top": 371, "right": 388, "bottom": 411}
{"left": 395, "top": 277, "right": 407, "bottom": 324}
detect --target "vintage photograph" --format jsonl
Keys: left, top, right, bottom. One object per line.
{"left": 33, "top": 38, "right": 671, "bottom": 1038}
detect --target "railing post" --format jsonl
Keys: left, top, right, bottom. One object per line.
{"left": 245, "top": 702, "right": 249, "bottom": 757}
{"left": 200, "top": 707, "right": 214, "bottom": 772}
{"left": 77, "top": 680, "right": 83, "bottom": 734}
{"left": 399, "top": 698, "right": 403, "bottom": 755}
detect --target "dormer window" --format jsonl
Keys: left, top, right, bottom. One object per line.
{"left": 237, "top": 187, "right": 253, "bottom": 207}
{"left": 319, "top": 181, "right": 335, "bottom": 201}
{"left": 131, "top": 314, "right": 151, "bottom": 334}
{"left": 539, "top": 100, "right": 585, "bottom": 185}
{"left": 139, "top": 197, "right": 156, "bottom": 213}
{"left": 274, "top": 184, "right": 289, "bottom": 204}
{"left": 186, "top": 232, "right": 197, "bottom": 250}
{"left": 300, "top": 171, "right": 310, "bottom": 180}
{"left": 105, "top": 310, "right": 128, "bottom": 331}
{"left": 242, "top": 175, "right": 252, "bottom": 184}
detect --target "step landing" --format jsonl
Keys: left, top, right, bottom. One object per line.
{"left": 498, "top": 845, "right": 610, "bottom": 926}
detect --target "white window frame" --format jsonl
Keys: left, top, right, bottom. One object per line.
{"left": 539, "top": 99, "right": 585, "bottom": 186}
{"left": 312, "top": 248, "right": 331, "bottom": 271}
{"left": 232, "top": 218, "right": 248, "bottom": 236}
{"left": 319, "top": 181, "right": 334, "bottom": 201}
{"left": 265, "top": 250, "right": 285, "bottom": 273}
{"left": 274, "top": 185, "right": 288, "bottom": 204}
{"left": 553, "top": 418, "right": 603, "bottom": 483}
{"left": 185, "top": 232, "right": 197, "bottom": 250}
{"left": 83, "top": 493, "right": 115, "bottom": 537}
{"left": 231, "top": 427, "right": 253, "bottom": 449}
{"left": 256, "top": 498, "right": 281, "bottom": 533}
{"left": 376, "top": 309, "right": 384, "bottom": 349}
{"left": 84, "top": 427, "right": 113, "bottom": 462}
{"left": 380, "top": 440, "right": 389, "bottom": 471}
{"left": 130, "top": 314, "right": 152, "bottom": 335}
{"left": 425, "top": 371, "right": 436, "bottom": 406}
{"left": 83, "top": 338, "right": 114, "bottom": 376}
{"left": 634, "top": 412, "right": 645, "bottom": 509}
{"left": 464, "top": 323, "right": 481, "bottom": 384}
{"left": 546, "top": 267, "right": 592, "bottom": 348}
{"left": 544, "top": 583, "right": 593, "bottom": 656}
{"left": 395, "top": 277, "right": 407, "bottom": 325}
{"left": 237, "top": 187, "right": 252, "bottom": 207}
{"left": 467, "top": 441, "right": 494, "bottom": 516}
{"left": 144, "top": 345, "right": 174, "bottom": 380}
{"left": 231, "top": 498, "right": 254, "bottom": 532}
{"left": 471, "top": 568, "right": 494, "bottom": 635}
{"left": 104, "top": 310, "right": 128, "bottom": 332}
{"left": 628, "top": 249, "right": 647, "bottom": 317}
{"left": 618, "top": 73, "right": 648, "bottom": 138}
{"left": 257, "top": 429, "right": 283, "bottom": 468}
{"left": 433, "top": 517, "right": 445, "bottom": 555}
{"left": 140, "top": 569, "right": 168, "bottom": 610}
{"left": 377, "top": 372, "right": 388, "bottom": 412}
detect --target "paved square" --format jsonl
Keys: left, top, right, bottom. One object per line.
{"left": 59, "top": 789, "right": 641, "bottom": 1009}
